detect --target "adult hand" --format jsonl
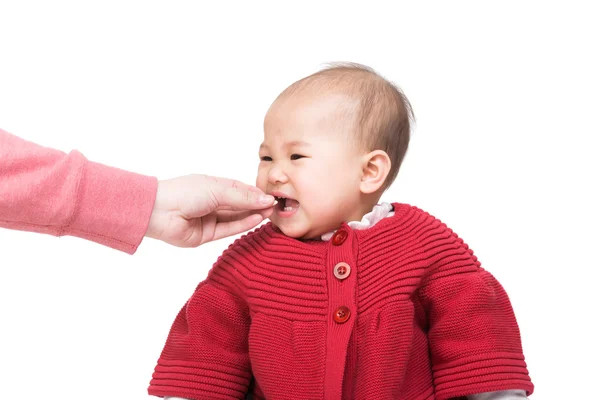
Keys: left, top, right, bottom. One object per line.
{"left": 145, "top": 174, "right": 275, "bottom": 247}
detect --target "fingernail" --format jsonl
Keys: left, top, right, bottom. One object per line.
{"left": 273, "top": 200, "right": 278, "bottom": 206}
{"left": 260, "top": 195, "right": 275, "bottom": 205}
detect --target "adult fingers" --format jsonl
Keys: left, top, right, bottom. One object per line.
{"left": 209, "top": 176, "right": 264, "bottom": 194}
{"left": 211, "top": 186, "right": 275, "bottom": 212}
{"left": 216, "top": 207, "right": 273, "bottom": 223}
{"left": 213, "top": 213, "right": 265, "bottom": 241}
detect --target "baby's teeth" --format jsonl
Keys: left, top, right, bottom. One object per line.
{"left": 284, "top": 206, "right": 293, "bottom": 211}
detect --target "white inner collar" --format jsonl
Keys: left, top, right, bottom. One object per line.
{"left": 321, "top": 202, "right": 395, "bottom": 241}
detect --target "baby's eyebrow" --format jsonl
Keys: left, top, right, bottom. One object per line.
{"left": 285, "top": 140, "right": 311, "bottom": 149}
{"left": 259, "top": 141, "right": 311, "bottom": 151}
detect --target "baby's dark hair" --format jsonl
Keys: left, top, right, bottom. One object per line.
{"left": 279, "top": 62, "right": 414, "bottom": 191}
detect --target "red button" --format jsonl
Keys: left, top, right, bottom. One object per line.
{"left": 333, "top": 262, "right": 351, "bottom": 280}
{"left": 332, "top": 230, "right": 348, "bottom": 246}
{"left": 333, "top": 306, "right": 351, "bottom": 323}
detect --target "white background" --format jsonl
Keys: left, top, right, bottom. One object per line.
{"left": 0, "top": 1, "right": 598, "bottom": 399}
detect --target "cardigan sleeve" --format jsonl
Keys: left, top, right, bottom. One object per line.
{"left": 148, "top": 276, "right": 252, "bottom": 399}
{"left": 0, "top": 129, "right": 157, "bottom": 254}
{"left": 416, "top": 216, "right": 534, "bottom": 400}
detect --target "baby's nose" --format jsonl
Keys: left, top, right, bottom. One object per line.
{"left": 267, "top": 164, "right": 288, "bottom": 184}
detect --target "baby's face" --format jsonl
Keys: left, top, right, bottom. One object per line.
{"left": 257, "top": 92, "right": 367, "bottom": 239}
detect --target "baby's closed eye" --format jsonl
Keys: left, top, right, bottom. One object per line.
{"left": 259, "top": 154, "right": 306, "bottom": 161}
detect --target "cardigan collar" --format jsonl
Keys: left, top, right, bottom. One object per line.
{"left": 320, "top": 202, "right": 395, "bottom": 241}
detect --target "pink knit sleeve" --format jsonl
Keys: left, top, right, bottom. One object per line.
{"left": 416, "top": 215, "right": 534, "bottom": 399}
{"left": 0, "top": 129, "right": 157, "bottom": 254}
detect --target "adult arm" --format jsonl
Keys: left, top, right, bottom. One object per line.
{"left": 0, "top": 128, "right": 156, "bottom": 254}
{"left": 1, "top": 129, "right": 275, "bottom": 253}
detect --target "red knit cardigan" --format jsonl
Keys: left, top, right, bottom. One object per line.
{"left": 148, "top": 203, "right": 533, "bottom": 399}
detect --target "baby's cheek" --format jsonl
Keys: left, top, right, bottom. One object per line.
{"left": 255, "top": 172, "right": 266, "bottom": 190}
{"left": 308, "top": 200, "right": 337, "bottom": 225}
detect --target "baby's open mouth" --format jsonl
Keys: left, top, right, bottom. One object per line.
{"left": 274, "top": 196, "right": 300, "bottom": 212}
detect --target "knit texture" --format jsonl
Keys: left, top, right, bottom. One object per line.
{"left": 149, "top": 203, "right": 533, "bottom": 400}
{"left": 0, "top": 128, "right": 157, "bottom": 253}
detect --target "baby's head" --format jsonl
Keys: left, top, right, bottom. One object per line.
{"left": 256, "top": 63, "right": 413, "bottom": 240}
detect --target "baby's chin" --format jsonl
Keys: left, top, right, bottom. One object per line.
{"left": 270, "top": 219, "right": 329, "bottom": 241}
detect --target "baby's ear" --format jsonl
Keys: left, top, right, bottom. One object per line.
{"left": 359, "top": 150, "right": 391, "bottom": 194}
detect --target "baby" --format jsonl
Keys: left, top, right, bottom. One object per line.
{"left": 148, "top": 64, "right": 533, "bottom": 400}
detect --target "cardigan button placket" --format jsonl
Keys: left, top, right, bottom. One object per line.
{"left": 323, "top": 225, "right": 357, "bottom": 400}
{"left": 333, "top": 262, "right": 351, "bottom": 280}
{"left": 333, "top": 306, "right": 351, "bottom": 323}
{"left": 331, "top": 230, "right": 348, "bottom": 246}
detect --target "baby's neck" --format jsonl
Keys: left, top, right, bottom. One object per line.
{"left": 346, "top": 195, "right": 381, "bottom": 222}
